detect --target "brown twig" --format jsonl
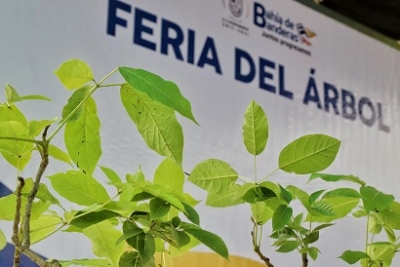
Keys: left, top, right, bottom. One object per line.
{"left": 12, "top": 176, "right": 25, "bottom": 267}
{"left": 251, "top": 227, "right": 274, "bottom": 267}
{"left": 302, "top": 253, "right": 308, "bottom": 267}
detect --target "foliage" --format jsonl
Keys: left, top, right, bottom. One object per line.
{"left": 188, "top": 101, "right": 400, "bottom": 266}
{"left": 0, "top": 59, "right": 399, "bottom": 267}
{"left": 0, "top": 59, "right": 226, "bottom": 267}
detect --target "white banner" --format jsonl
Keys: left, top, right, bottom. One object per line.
{"left": 0, "top": 1, "right": 399, "bottom": 266}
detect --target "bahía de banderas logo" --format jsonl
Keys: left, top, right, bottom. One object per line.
{"left": 296, "top": 23, "right": 316, "bottom": 46}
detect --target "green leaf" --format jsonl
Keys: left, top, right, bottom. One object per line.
{"left": 48, "top": 170, "right": 110, "bottom": 206}
{"left": 279, "top": 134, "right": 340, "bottom": 174}
{"left": 180, "top": 223, "right": 229, "bottom": 260}
{"left": 6, "top": 84, "right": 51, "bottom": 104}
{"left": 368, "top": 216, "right": 383, "bottom": 234}
{"left": 100, "top": 166, "right": 122, "bottom": 185}
{"left": 206, "top": 184, "right": 244, "bottom": 207}
{"left": 380, "top": 201, "right": 400, "bottom": 229}
{"left": 0, "top": 228, "right": 6, "bottom": 251}
{"left": 308, "top": 247, "right": 319, "bottom": 261}
{"left": 153, "top": 158, "right": 184, "bottom": 192}
{"left": 171, "top": 229, "right": 191, "bottom": 248}
{"left": 308, "top": 173, "right": 365, "bottom": 186}
{"left": 188, "top": 159, "right": 238, "bottom": 194}
{"left": 0, "top": 195, "right": 26, "bottom": 220}
{"left": 28, "top": 118, "right": 57, "bottom": 137}
{"left": 286, "top": 185, "right": 311, "bottom": 211}
{"left": 0, "top": 121, "right": 33, "bottom": 170}
{"left": 383, "top": 225, "right": 396, "bottom": 243}
{"left": 308, "top": 189, "right": 326, "bottom": 204}
{"left": 83, "top": 220, "right": 124, "bottom": 266}
{"left": 119, "top": 251, "right": 154, "bottom": 267}
{"left": 117, "top": 221, "right": 144, "bottom": 246}
{"left": 149, "top": 198, "right": 171, "bottom": 219}
{"left": 65, "top": 96, "right": 101, "bottom": 175}
{"left": 48, "top": 144, "right": 71, "bottom": 166}
{"left": 30, "top": 214, "right": 63, "bottom": 244}
{"left": 303, "top": 231, "right": 319, "bottom": 244}
{"left": 119, "top": 67, "right": 197, "bottom": 124}
{"left": 275, "top": 241, "right": 300, "bottom": 253}
{"left": 58, "top": 259, "right": 112, "bottom": 267}
{"left": 339, "top": 250, "right": 370, "bottom": 264}
{"left": 251, "top": 201, "right": 273, "bottom": 225}
{"left": 70, "top": 210, "right": 121, "bottom": 229}
{"left": 323, "top": 188, "right": 361, "bottom": 199}
{"left": 54, "top": 59, "right": 94, "bottom": 90}
{"left": 21, "top": 178, "right": 61, "bottom": 206}
{"left": 242, "top": 186, "right": 277, "bottom": 203}
{"left": 242, "top": 100, "right": 268, "bottom": 156}
{"left": 312, "top": 223, "right": 334, "bottom": 232}
{"left": 309, "top": 197, "right": 359, "bottom": 222}
{"left": 0, "top": 103, "right": 28, "bottom": 126}
{"left": 311, "top": 201, "right": 336, "bottom": 216}
{"left": 360, "top": 186, "right": 394, "bottom": 213}
{"left": 272, "top": 205, "right": 293, "bottom": 231}
{"left": 61, "top": 86, "right": 90, "bottom": 123}
{"left": 367, "top": 242, "right": 395, "bottom": 266}
{"left": 137, "top": 233, "right": 155, "bottom": 262}
{"left": 279, "top": 184, "right": 292, "bottom": 204}
{"left": 120, "top": 83, "right": 183, "bottom": 165}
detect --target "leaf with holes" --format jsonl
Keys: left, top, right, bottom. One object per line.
{"left": 120, "top": 83, "right": 183, "bottom": 165}
{"left": 64, "top": 96, "right": 101, "bottom": 175}
{"left": 279, "top": 134, "right": 340, "bottom": 174}
{"left": 54, "top": 59, "right": 94, "bottom": 90}
{"left": 242, "top": 100, "right": 268, "bottom": 156}
{"left": 119, "top": 67, "right": 197, "bottom": 124}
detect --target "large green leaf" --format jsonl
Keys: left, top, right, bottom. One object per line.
{"left": 0, "top": 228, "right": 6, "bottom": 251}
{"left": 308, "top": 197, "right": 359, "bottom": 222}
{"left": 153, "top": 158, "right": 184, "bottom": 192}
{"left": 188, "top": 159, "right": 238, "bottom": 194}
{"left": 54, "top": 59, "right": 94, "bottom": 90}
{"left": 279, "top": 134, "right": 340, "bottom": 174}
{"left": 272, "top": 205, "right": 293, "bottom": 231}
{"left": 64, "top": 96, "right": 101, "bottom": 175}
{"left": 58, "top": 259, "right": 112, "bottom": 267}
{"left": 323, "top": 188, "right": 362, "bottom": 199}
{"left": 242, "top": 186, "right": 277, "bottom": 203}
{"left": 206, "top": 184, "right": 244, "bottom": 207}
{"left": 275, "top": 241, "right": 300, "bottom": 253}
{"left": 308, "top": 173, "right": 365, "bottom": 186}
{"left": 29, "top": 214, "right": 63, "bottom": 244}
{"left": 120, "top": 83, "right": 183, "bottom": 165}
{"left": 367, "top": 242, "right": 395, "bottom": 266}
{"left": 0, "top": 121, "right": 33, "bottom": 170}
{"left": 83, "top": 220, "right": 124, "bottom": 266}
{"left": 242, "top": 100, "right": 268, "bottom": 156}
{"left": 180, "top": 223, "right": 229, "bottom": 260}
{"left": 48, "top": 170, "right": 110, "bottom": 206}
{"left": 360, "top": 186, "right": 394, "bottom": 213}
{"left": 339, "top": 250, "right": 370, "bottom": 264}
{"left": 149, "top": 197, "right": 171, "bottom": 218}
{"left": 61, "top": 86, "right": 90, "bottom": 123}
{"left": 119, "top": 67, "right": 197, "bottom": 124}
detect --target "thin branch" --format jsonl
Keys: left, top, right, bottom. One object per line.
{"left": 23, "top": 126, "right": 50, "bottom": 248}
{"left": 12, "top": 176, "right": 24, "bottom": 267}
{"left": 251, "top": 226, "right": 274, "bottom": 267}
{"left": 0, "top": 136, "right": 42, "bottom": 145}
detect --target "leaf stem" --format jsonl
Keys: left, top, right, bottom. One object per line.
{"left": 97, "top": 68, "right": 118, "bottom": 86}
{"left": 258, "top": 168, "right": 280, "bottom": 183}
{"left": 365, "top": 214, "right": 370, "bottom": 258}
{"left": 97, "top": 83, "right": 123, "bottom": 88}
{"left": 0, "top": 136, "right": 42, "bottom": 145}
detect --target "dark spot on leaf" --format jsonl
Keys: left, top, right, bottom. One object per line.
{"left": 138, "top": 112, "right": 141, "bottom": 114}
{"left": 82, "top": 140, "right": 84, "bottom": 143}
{"left": 83, "top": 170, "right": 86, "bottom": 174}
